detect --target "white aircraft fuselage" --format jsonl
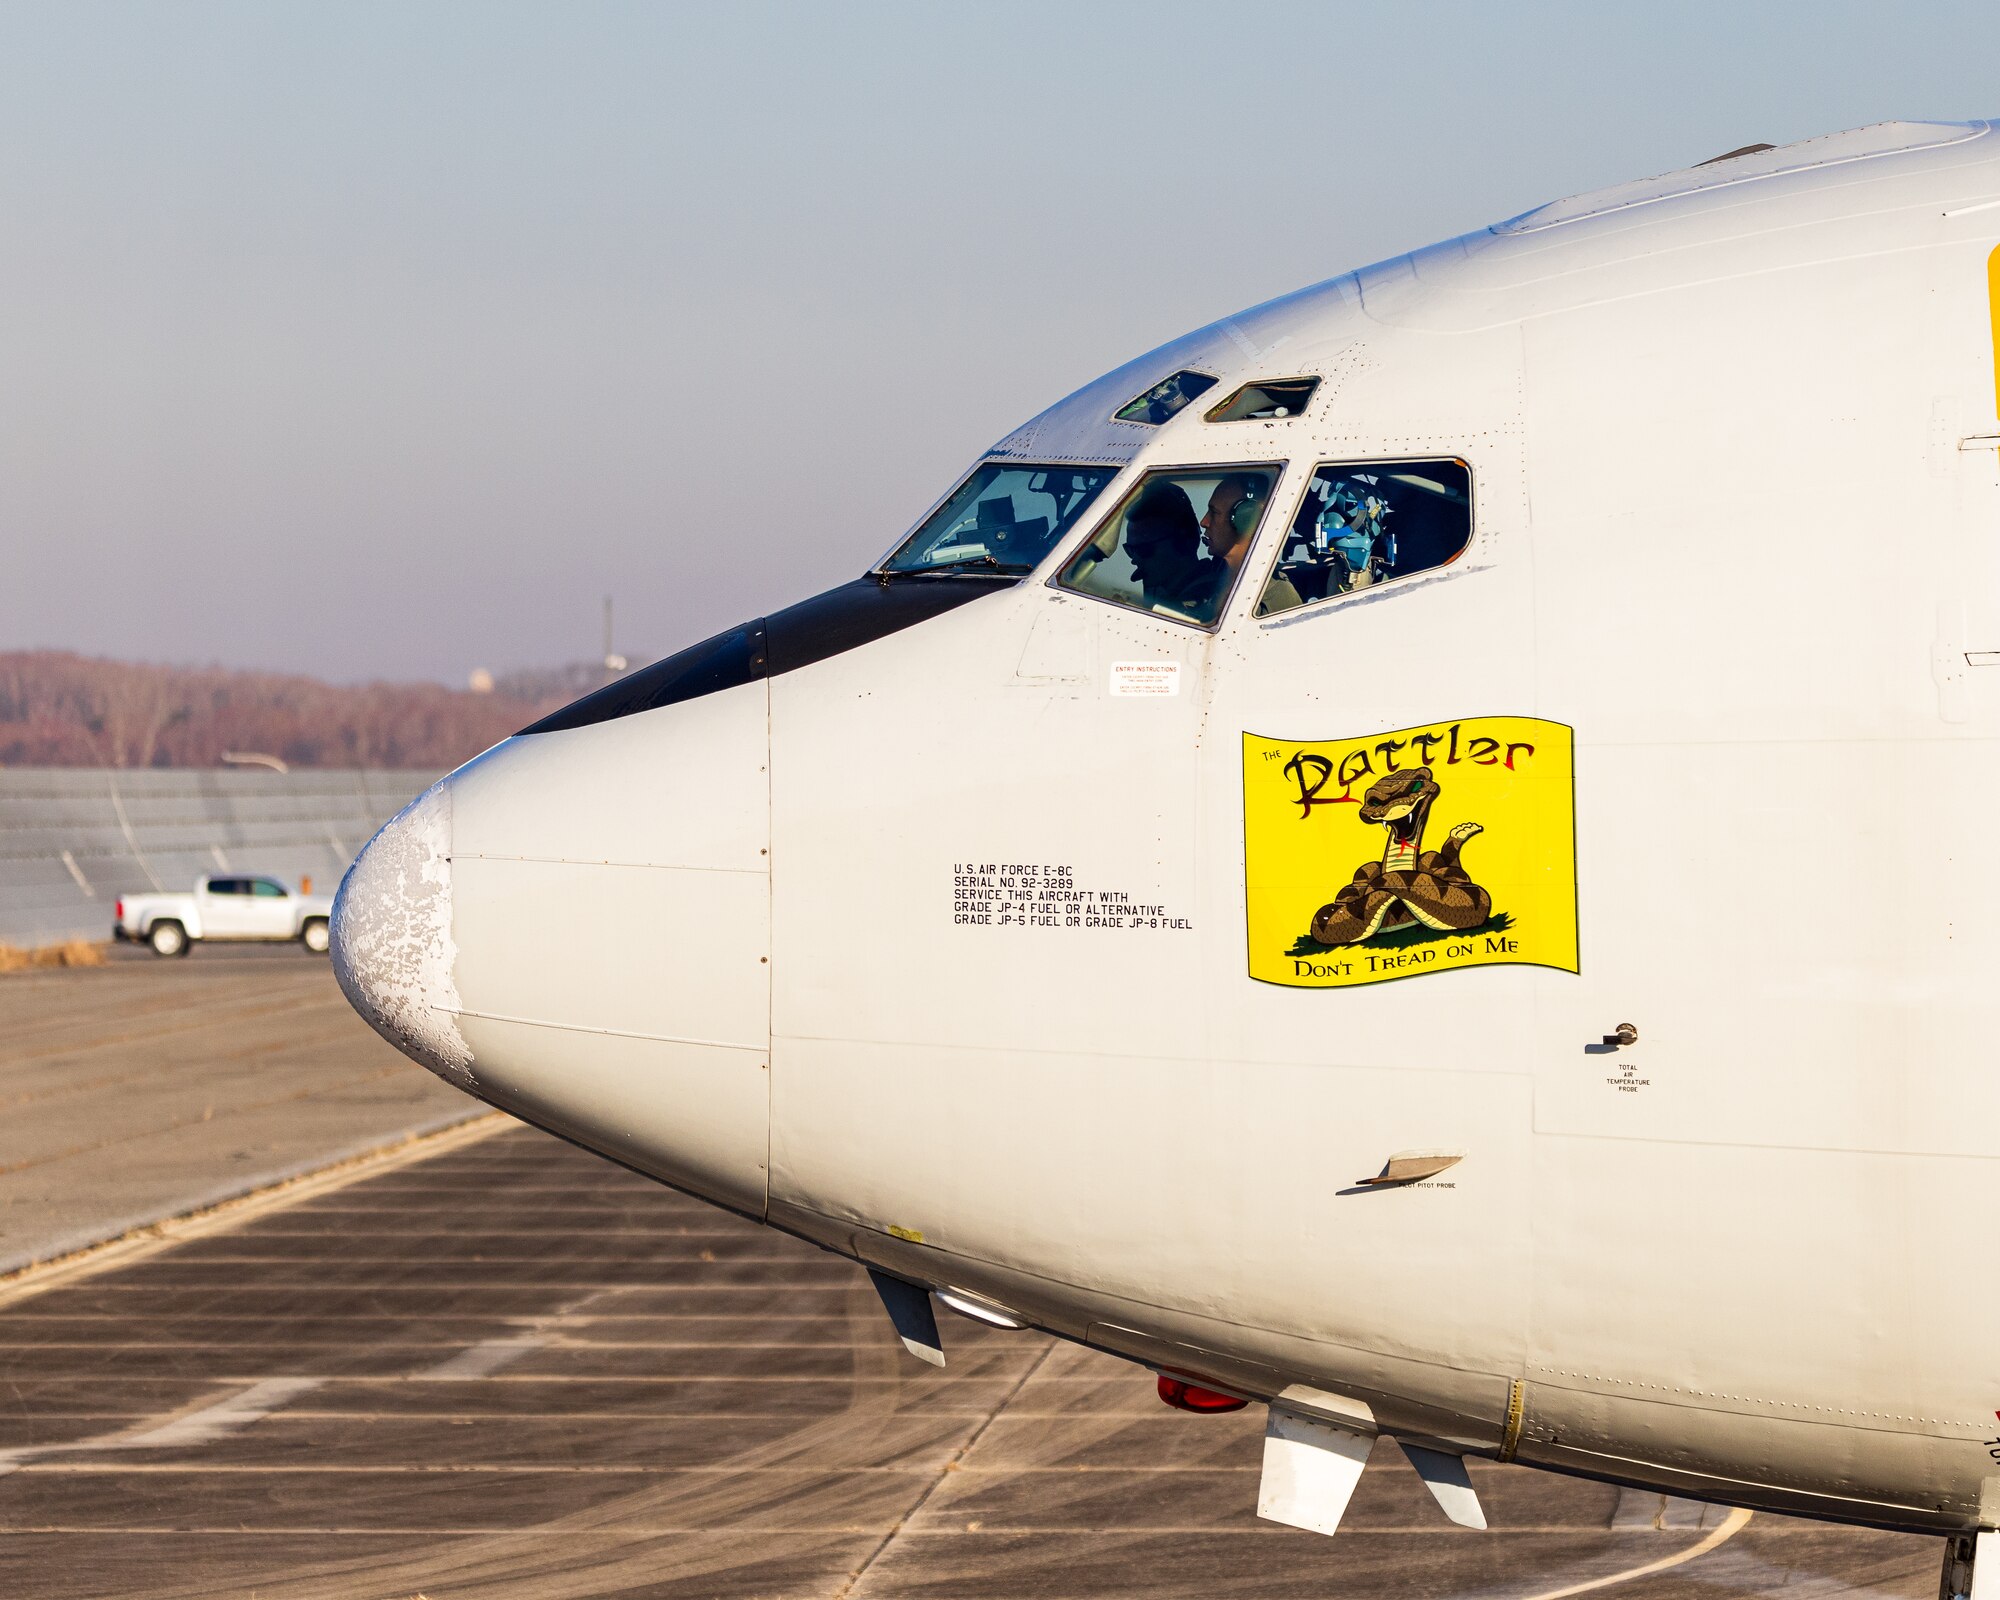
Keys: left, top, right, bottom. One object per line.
{"left": 333, "top": 121, "right": 2000, "bottom": 1550}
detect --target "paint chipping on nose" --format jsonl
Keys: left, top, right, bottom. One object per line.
{"left": 331, "top": 780, "right": 474, "bottom": 1088}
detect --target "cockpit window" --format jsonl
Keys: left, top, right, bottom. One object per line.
{"left": 1205, "top": 376, "right": 1321, "bottom": 422}
{"left": 1113, "top": 369, "right": 1219, "bottom": 425}
{"left": 1257, "top": 458, "right": 1471, "bottom": 617}
{"left": 1055, "top": 463, "right": 1283, "bottom": 628}
{"left": 881, "top": 463, "right": 1117, "bottom": 576}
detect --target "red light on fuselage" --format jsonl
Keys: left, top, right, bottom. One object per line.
{"left": 1157, "top": 1374, "right": 1248, "bottom": 1413}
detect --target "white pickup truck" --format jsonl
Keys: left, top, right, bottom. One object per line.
{"left": 114, "top": 876, "right": 335, "bottom": 957}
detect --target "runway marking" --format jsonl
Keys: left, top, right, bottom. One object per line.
{"left": 420, "top": 1336, "right": 560, "bottom": 1380}
{"left": 1510, "top": 1505, "right": 1753, "bottom": 1600}
{"left": 0, "top": 1297, "right": 594, "bottom": 1477}
{"left": 0, "top": 1104, "right": 1921, "bottom": 1600}
{"left": 0, "top": 1377, "right": 326, "bottom": 1478}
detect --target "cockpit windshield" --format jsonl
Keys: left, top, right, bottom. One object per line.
{"left": 881, "top": 463, "right": 1118, "bottom": 576}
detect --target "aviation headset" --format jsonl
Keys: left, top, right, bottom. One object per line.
{"left": 1227, "top": 478, "right": 1262, "bottom": 539}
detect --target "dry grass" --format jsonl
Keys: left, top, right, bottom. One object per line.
{"left": 0, "top": 938, "right": 108, "bottom": 974}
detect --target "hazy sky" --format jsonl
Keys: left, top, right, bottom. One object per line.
{"left": 4, "top": 1, "right": 1998, "bottom": 684}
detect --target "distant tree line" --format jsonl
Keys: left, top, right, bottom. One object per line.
{"left": 0, "top": 651, "right": 575, "bottom": 769}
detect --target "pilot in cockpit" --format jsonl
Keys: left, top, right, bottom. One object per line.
{"left": 1199, "top": 476, "right": 1255, "bottom": 573}
{"left": 1122, "top": 481, "right": 1219, "bottom": 621}
{"left": 1204, "top": 476, "right": 1302, "bottom": 616}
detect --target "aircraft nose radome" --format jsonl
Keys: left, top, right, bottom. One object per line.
{"left": 331, "top": 779, "right": 475, "bottom": 1090}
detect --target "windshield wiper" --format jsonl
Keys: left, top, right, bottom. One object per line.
{"left": 878, "top": 555, "right": 1027, "bottom": 579}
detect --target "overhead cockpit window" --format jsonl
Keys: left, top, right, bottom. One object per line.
{"left": 1205, "top": 376, "right": 1321, "bottom": 423}
{"left": 881, "top": 463, "right": 1118, "bottom": 576}
{"left": 1256, "top": 458, "right": 1472, "bottom": 617}
{"left": 1055, "top": 463, "right": 1283, "bottom": 628}
{"left": 1113, "top": 369, "right": 1219, "bottom": 425}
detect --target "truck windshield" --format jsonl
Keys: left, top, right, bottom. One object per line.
{"left": 881, "top": 463, "right": 1117, "bottom": 576}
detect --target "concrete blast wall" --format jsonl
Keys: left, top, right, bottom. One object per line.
{"left": 0, "top": 768, "right": 437, "bottom": 948}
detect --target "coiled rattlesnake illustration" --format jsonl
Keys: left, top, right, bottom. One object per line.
{"left": 1309, "top": 766, "right": 1492, "bottom": 946}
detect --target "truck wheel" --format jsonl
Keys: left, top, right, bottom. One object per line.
{"left": 301, "top": 918, "right": 330, "bottom": 955}
{"left": 148, "top": 921, "right": 188, "bottom": 958}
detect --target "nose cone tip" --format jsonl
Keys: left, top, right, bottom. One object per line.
{"left": 331, "top": 780, "right": 476, "bottom": 1090}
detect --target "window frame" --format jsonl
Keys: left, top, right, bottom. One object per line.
{"left": 1245, "top": 454, "right": 1477, "bottom": 626}
{"left": 1202, "top": 375, "right": 1324, "bottom": 425}
{"left": 1045, "top": 458, "right": 1290, "bottom": 634}
{"left": 871, "top": 457, "right": 1129, "bottom": 580}
{"left": 1109, "top": 368, "right": 1222, "bottom": 428}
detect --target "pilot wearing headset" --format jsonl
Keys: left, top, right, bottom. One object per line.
{"left": 1122, "top": 480, "right": 1215, "bottom": 620}
{"left": 1201, "top": 475, "right": 1302, "bottom": 616}
{"left": 1199, "top": 475, "right": 1260, "bottom": 570}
